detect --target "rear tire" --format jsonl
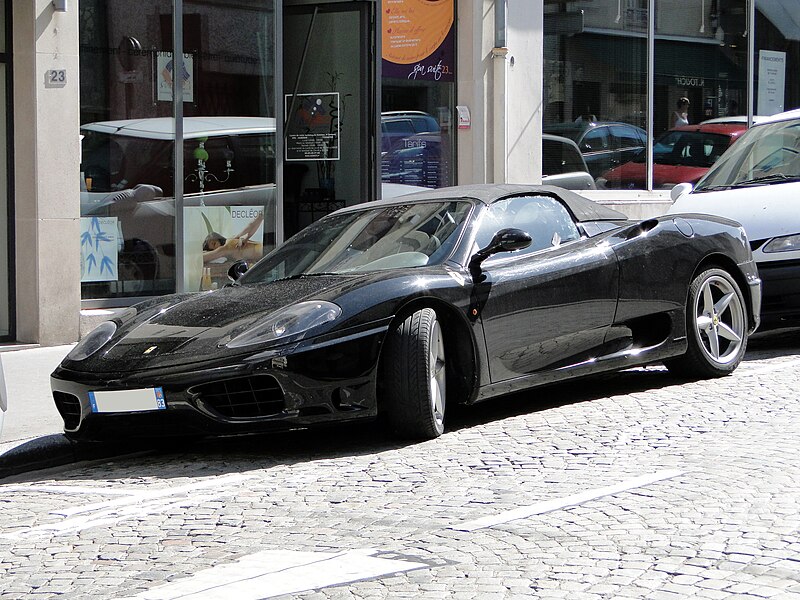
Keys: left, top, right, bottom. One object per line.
{"left": 665, "top": 268, "right": 748, "bottom": 378}
{"left": 382, "top": 308, "right": 446, "bottom": 439}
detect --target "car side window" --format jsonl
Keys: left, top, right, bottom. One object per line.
{"left": 611, "top": 125, "right": 644, "bottom": 150}
{"left": 582, "top": 128, "right": 608, "bottom": 152}
{"left": 475, "top": 195, "right": 581, "bottom": 260}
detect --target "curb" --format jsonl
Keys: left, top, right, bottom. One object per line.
{"left": 0, "top": 434, "right": 79, "bottom": 479}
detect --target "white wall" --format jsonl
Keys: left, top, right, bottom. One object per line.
{"left": 457, "top": 0, "right": 544, "bottom": 185}
{"left": 13, "top": 1, "right": 81, "bottom": 344}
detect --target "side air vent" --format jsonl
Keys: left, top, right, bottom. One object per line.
{"left": 53, "top": 391, "right": 82, "bottom": 430}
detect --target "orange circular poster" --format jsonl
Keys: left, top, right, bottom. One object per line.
{"left": 382, "top": 0, "right": 454, "bottom": 65}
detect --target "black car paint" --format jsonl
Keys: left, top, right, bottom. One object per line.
{"left": 52, "top": 185, "right": 761, "bottom": 440}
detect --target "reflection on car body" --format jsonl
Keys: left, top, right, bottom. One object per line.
{"left": 54, "top": 184, "right": 760, "bottom": 443}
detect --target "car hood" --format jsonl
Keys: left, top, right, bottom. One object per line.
{"left": 68, "top": 275, "right": 377, "bottom": 372}
{"left": 668, "top": 182, "right": 800, "bottom": 241}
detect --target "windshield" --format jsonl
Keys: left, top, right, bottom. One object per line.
{"left": 634, "top": 130, "right": 732, "bottom": 167}
{"left": 694, "top": 118, "right": 800, "bottom": 191}
{"left": 240, "top": 200, "right": 473, "bottom": 284}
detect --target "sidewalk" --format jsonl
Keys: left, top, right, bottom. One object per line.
{"left": 0, "top": 344, "right": 77, "bottom": 478}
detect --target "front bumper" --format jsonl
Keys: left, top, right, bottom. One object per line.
{"left": 757, "top": 258, "right": 800, "bottom": 329}
{"left": 51, "top": 325, "right": 387, "bottom": 441}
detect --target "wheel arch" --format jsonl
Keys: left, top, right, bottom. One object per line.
{"left": 378, "top": 297, "right": 479, "bottom": 409}
{"left": 693, "top": 253, "right": 756, "bottom": 329}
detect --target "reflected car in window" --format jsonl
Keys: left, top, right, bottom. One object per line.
{"left": 669, "top": 109, "right": 800, "bottom": 329}
{"left": 53, "top": 184, "right": 759, "bottom": 443}
{"left": 543, "top": 121, "right": 647, "bottom": 179}
{"left": 380, "top": 110, "right": 440, "bottom": 154}
{"left": 541, "top": 134, "right": 597, "bottom": 190}
{"left": 597, "top": 123, "right": 747, "bottom": 189}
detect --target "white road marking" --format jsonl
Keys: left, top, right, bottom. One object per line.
{"left": 121, "top": 548, "right": 429, "bottom": 600}
{"left": 451, "top": 469, "right": 683, "bottom": 532}
{"left": 0, "top": 474, "right": 255, "bottom": 540}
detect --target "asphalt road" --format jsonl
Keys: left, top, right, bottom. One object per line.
{"left": 1, "top": 329, "right": 799, "bottom": 599}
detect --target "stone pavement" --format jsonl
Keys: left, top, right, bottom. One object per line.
{"left": 0, "top": 331, "right": 799, "bottom": 599}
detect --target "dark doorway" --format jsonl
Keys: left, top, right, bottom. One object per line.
{"left": 282, "top": 1, "right": 376, "bottom": 238}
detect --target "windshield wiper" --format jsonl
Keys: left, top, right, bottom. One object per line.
{"left": 694, "top": 184, "right": 733, "bottom": 193}
{"left": 732, "top": 173, "right": 800, "bottom": 187}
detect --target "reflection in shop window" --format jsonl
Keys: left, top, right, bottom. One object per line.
{"left": 79, "top": 0, "right": 277, "bottom": 302}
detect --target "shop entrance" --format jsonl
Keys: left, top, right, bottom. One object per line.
{"left": 282, "top": 1, "right": 376, "bottom": 238}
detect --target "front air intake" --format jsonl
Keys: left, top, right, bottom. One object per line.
{"left": 191, "top": 376, "right": 285, "bottom": 419}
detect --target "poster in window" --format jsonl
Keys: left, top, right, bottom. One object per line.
{"left": 156, "top": 52, "right": 194, "bottom": 103}
{"left": 80, "top": 217, "right": 119, "bottom": 282}
{"left": 382, "top": 0, "right": 455, "bottom": 82}
{"left": 757, "top": 50, "right": 786, "bottom": 116}
{"left": 183, "top": 205, "right": 266, "bottom": 291}
{"left": 285, "top": 93, "right": 340, "bottom": 161}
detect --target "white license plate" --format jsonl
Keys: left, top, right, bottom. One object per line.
{"left": 88, "top": 387, "right": 166, "bottom": 413}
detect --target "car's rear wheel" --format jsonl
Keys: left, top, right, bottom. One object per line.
{"left": 382, "top": 308, "right": 446, "bottom": 439}
{"left": 665, "top": 268, "right": 748, "bottom": 378}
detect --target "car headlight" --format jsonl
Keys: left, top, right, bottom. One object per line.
{"left": 226, "top": 301, "right": 342, "bottom": 349}
{"left": 763, "top": 233, "right": 800, "bottom": 253}
{"left": 67, "top": 320, "right": 117, "bottom": 361}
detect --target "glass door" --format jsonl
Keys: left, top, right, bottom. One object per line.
{"left": 282, "top": 1, "right": 376, "bottom": 238}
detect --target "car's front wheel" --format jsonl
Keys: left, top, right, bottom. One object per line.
{"left": 665, "top": 267, "right": 748, "bottom": 378}
{"left": 382, "top": 308, "right": 446, "bottom": 439}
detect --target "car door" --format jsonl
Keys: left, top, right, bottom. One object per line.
{"left": 580, "top": 126, "right": 611, "bottom": 179}
{"left": 611, "top": 124, "right": 646, "bottom": 165}
{"left": 475, "top": 195, "right": 619, "bottom": 381}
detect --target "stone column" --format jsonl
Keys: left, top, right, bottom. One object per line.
{"left": 13, "top": 0, "right": 81, "bottom": 345}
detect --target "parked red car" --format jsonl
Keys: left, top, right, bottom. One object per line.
{"left": 597, "top": 123, "right": 747, "bottom": 189}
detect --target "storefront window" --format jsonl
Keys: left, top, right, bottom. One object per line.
{"left": 380, "top": 0, "right": 456, "bottom": 192}
{"left": 79, "top": 0, "right": 276, "bottom": 302}
{"left": 544, "top": 0, "right": 761, "bottom": 192}
{"left": 543, "top": 2, "right": 647, "bottom": 187}
{"left": 179, "top": 2, "right": 276, "bottom": 292}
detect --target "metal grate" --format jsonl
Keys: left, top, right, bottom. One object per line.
{"left": 53, "top": 391, "right": 82, "bottom": 430}
{"left": 193, "top": 376, "right": 285, "bottom": 419}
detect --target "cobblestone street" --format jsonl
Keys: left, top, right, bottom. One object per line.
{"left": 1, "top": 330, "right": 799, "bottom": 599}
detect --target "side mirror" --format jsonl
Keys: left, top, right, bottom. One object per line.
{"left": 227, "top": 260, "right": 249, "bottom": 282}
{"left": 469, "top": 228, "right": 532, "bottom": 273}
{"left": 670, "top": 182, "right": 693, "bottom": 202}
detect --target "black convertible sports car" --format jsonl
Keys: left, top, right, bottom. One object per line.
{"left": 52, "top": 184, "right": 762, "bottom": 441}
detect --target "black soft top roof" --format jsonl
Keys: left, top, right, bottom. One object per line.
{"left": 362, "top": 184, "right": 629, "bottom": 222}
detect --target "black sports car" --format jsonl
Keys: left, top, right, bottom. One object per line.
{"left": 52, "top": 184, "right": 762, "bottom": 441}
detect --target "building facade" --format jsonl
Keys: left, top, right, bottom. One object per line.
{"left": 1, "top": 0, "right": 798, "bottom": 345}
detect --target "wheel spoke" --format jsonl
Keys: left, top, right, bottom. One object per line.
{"left": 714, "top": 291, "right": 735, "bottom": 316}
{"left": 702, "top": 282, "right": 715, "bottom": 314}
{"left": 696, "top": 314, "right": 713, "bottom": 331}
{"left": 428, "top": 322, "right": 446, "bottom": 423}
{"left": 706, "top": 325, "right": 721, "bottom": 359}
{"left": 717, "top": 322, "right": 742, "bottom": 343}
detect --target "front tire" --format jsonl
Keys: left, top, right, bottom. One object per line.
{"left": 665, "top": 268, "right": 748, "bottom": 378}
{"left": 382, "top": 308, "right": 446, "bottom": 439}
